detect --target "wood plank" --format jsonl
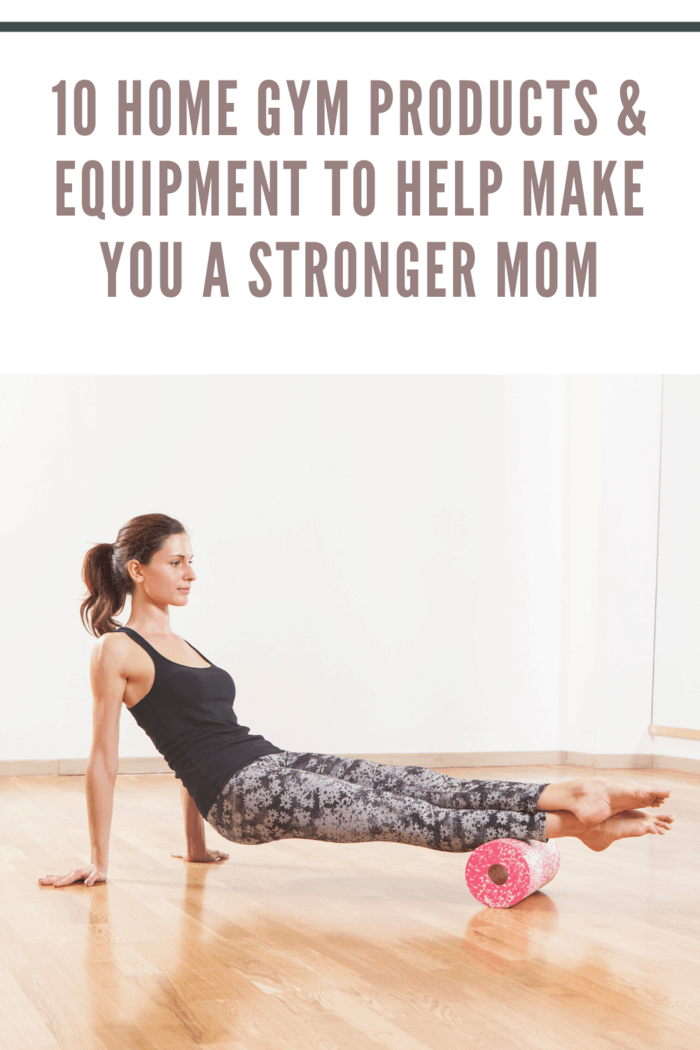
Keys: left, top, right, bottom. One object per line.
{"left": 0, "top": 971, "right": 60, "bottom": 1049}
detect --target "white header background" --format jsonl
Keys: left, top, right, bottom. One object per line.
{"left": 0, "top": 25, "right": 696, "bottom": 373}
{"left": 7, "top": 3, "right": 700, "bottom": 24}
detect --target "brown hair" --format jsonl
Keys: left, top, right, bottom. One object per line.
{"left": 80, "top": 513, "right": 187, "bottom": 636}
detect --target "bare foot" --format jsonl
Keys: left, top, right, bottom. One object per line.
{"left": 538, "top": 777, "right": 671, "bottom": 826}
{"left": 578, "top": 810, "right": 674, "bottom": 852}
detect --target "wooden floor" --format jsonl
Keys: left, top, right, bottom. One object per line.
{"left": 1, "top": 764, "right": 699, "bottom": 1050}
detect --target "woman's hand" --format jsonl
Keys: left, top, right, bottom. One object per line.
{"left": 38, "top": 864, "right": 107, "bottom": 888}
{"left": 171, "top": 848, "right": 229, "bottom": 864}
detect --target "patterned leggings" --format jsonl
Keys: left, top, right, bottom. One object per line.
{"left": 206, "top": 751, "right": 549, "bottom": 853}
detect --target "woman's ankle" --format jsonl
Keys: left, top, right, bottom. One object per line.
{"left": 545, "top": 810, "right": 588, "bottom": 839}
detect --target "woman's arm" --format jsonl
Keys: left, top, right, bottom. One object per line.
{"left": 171, "top": 782, "right": 229, "bottom": 864}
{"left": 39, "top": 635, "right": 125, "bottom": 887}
{"left": 84, "top": 637, "right": 123, "bottom": 874}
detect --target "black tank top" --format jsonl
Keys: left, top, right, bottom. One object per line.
{"left": 118, "top": 627, "right": 282, "bottom": 817}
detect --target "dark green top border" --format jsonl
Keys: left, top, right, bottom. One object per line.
{"left": 0, "top": 21, "right": 698, "bottom": 32}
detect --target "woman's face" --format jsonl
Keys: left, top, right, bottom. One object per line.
{"left": 128, "top": 532, "right": 196, "bottom": 607}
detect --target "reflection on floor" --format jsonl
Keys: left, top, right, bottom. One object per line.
{"left": 1, "top": 764, "right": 698, "bottom": 1050}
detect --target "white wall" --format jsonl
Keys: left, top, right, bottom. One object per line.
{"left": 554, "top": 375, "right": 700, "bottom": 765}
{"left": 595, "top": 377, "right": 664, "bottom": 755}
{"left": 559, "top": 376, "right": 663, "bottom": 757}
{"left": 650, "top": 377, "right": 700, "bottom": 763}
{"left": 0, "top": 375, "right": 567, "bottom": 763}
{"left": 2, "top": 374, "right": 684, "bottom": 766}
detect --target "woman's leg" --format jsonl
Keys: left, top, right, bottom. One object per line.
{"left": 205, "top": 756, "right": 674, "bottom": 854}
{"left": 275, "top": 752, "right": 672, "bottom": 827}
{"left": 273, "top": 750, "right": 547, "bottom": 815}
{"left": 206, "top": 754, "right": 546, "bottom": 852}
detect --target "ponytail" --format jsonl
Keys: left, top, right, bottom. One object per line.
{"left": 80, "top": 513, "right": 187, "bottom": 637}
{"left": 80, "top": 542, "right": 128, "bottom": 637}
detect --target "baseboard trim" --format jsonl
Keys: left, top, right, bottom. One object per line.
{"left": 338, "top": 751, "right": 569, "bottom": 768}
{"left": 0, "top": 759, "right": 60, "bottom": 776}
{"left": 342, "top": 751, "right": 700, "bottom": 774}
{"left": 1, "top": 751, "right": 698, "bottom": 777}
{"left": 649, "top": 754, "right": 700, "bottom": 775}
{"left": 564, "top": 752, "right": 654, "bottom": 770}
{"left": 0, "top": 757, "right": 173, "bottom": 776}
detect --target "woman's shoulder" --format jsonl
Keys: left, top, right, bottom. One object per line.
{"left": 95, "top": 627, "right": 128, "bottom": 648}
{"left": 91, "top": 628, "right": 144, "bottom": 672}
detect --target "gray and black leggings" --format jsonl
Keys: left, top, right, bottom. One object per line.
{"left": 206, "top": 750, "right": 549, "bottom": 853}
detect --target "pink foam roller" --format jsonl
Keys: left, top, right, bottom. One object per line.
{"left": 465, "top": 838, "right": 561, "bottom": 908}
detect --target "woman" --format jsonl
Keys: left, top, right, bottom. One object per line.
{"left": 39, "top": 513, "right": 673, "bottom": 888}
